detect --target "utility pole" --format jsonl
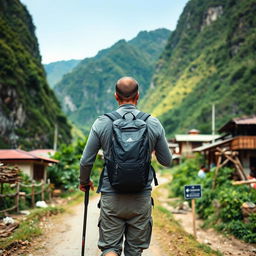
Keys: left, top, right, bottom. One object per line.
{"left": 212, "top": 104, "right": 215, "bottom": 143}
{"left": 53, "top": 124, "right": 58, "bottom": 151}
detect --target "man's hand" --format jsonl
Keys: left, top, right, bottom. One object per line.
{"left": 79, "top": 180, "right": 94, "bottom": 192}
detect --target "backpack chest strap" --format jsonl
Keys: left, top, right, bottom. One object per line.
{"left": 104, "top": 111, "right": 150, "bottom": 121}
{"left": 104, "top": 111, "right": 122, "bottom": 121}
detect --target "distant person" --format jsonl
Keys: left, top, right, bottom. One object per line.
{"left": 248, "top": 166, "right": 256, "bottom": 189}
{"left": 198, "top": 165, "right": 207, "bottom": 179}
{"left": 79, "top": 77, "right": 172, "bottom": 256}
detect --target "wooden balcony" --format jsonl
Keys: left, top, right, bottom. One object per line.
{"left": 231, "top": 136, "right": 256, "bottom": 150}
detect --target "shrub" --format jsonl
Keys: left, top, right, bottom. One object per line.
{"left": 169, "top": 156, "right": 256, "bottom": 243}
{"left": 47, "top": 137, "right": 103, "bottom": 191}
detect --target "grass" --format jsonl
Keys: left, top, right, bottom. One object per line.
{"left": 152, "top": 182, "right": 223, "bottom": 256}
{"left": 153, "top": 205, "right": 223, "bottom": 256}
{"left": 0, "top": 206, "right": 64, "bottom": 250}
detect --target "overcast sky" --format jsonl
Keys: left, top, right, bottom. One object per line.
{"left": 21, "top": 0, "right": 188, "bottom": 64}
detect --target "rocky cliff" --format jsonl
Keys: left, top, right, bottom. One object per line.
{"left": 0, "top": 0, "right": 71, "bottom": 149}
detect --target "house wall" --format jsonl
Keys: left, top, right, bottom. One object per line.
{"left": 4, "top": 161, "right": 34, "bottom": 178}
{"left": 181, "top": 142, "right": 193, "bottom": 156}
{"left": 19, "top": 163, "right": 33, "bottom": 177}
{"left": 2, "top": 161, "right": 47, "bottom": 181}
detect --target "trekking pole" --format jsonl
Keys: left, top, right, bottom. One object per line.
{"left": 81, "top": 186, "right": 90, "bottom": 256}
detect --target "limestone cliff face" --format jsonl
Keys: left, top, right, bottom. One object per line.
{"left": 201, "top": 6, "right": 223, "bottom": 30}
{"left": 0, "top": 0, "right": 71, "bottom": 149}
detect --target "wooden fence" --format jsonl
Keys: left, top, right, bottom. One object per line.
{"left": 0, "top": 179, "right": 51, "bottom": 214}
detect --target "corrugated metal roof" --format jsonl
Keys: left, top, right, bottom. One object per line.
{"left": 175, "top": 134, "right": 220, "bottom": 142}
{"left": 233, "top": 116, "right": 256, "bottom": 125}
{"left": 0, "top": 149, "right": 59, "bottom": 163}
{"left": 29, "top": 149, "right": 56, "bottom": 158}
{"left": 219, "top": 115, "right": 256, "bottom": 133}
{"left": 192, "top": 138, "right": 233, "bottom": 152}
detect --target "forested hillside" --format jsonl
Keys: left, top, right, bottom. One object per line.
{"left": 44, "top": 59, "right": 81, "bottom": 88}
{"left": 0, "top": 0, "right": 71, "bottom": 149}
{"left": 54, "top": 29, "right": 170, "bottom": 131}
{"left": 141, "top": 0, "right": 256, "bottom": 135}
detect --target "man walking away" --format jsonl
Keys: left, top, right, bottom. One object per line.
{"left": 79, "top": 77, "right": 172, "bottom": 256}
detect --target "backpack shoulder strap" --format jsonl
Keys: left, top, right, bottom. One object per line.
{"left": 104, "top": 111, "right": 122, "bottom": 121}
{"left": 136, "top": 111, "right": 151, "bottom": 121}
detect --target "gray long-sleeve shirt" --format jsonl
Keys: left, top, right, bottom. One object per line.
{"left": 80, "top": 104, "right": 172, "bottom": 193}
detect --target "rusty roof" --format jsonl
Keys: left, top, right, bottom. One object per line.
{"left": 219, "top": 115, "right": 256, "bottom": 133}
{"left": 232, "top": 116, "right": 256, "bottom": 124}
{"left": 0, "top": 149, "right": 59, "bottom": 163}
{"left": 29, "top": 149, "right": 56, "bottom": 158}
{"left": 193, "top": 138, "right": 233, "bottom": 152}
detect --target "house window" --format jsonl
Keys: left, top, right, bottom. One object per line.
{"left": 33, "top": 164, "right": 45, "bottom": 181}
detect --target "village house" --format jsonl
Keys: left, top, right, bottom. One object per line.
{"left": 174, "top": 129, "right": 220, "bottom": 158}
{"left": 0, "top": 149, "right": 58, "bottom": 182}
{"left": 193, "top": 115, "right": 256, "bottom": 175}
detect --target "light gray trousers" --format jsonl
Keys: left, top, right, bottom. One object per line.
{"left": 98, "top": 193, "right": 152, "bottom": 256}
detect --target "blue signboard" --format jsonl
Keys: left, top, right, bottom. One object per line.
{"left": 184, "top": 185, "right": 202, "bottom": 200}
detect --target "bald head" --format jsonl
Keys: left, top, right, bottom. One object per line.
{"left": 115, "top": 77, "right": 139, "bottom": 100}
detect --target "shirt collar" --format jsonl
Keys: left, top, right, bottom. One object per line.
{"left": 118, "top": 104, "right": 136, "bottom": 109}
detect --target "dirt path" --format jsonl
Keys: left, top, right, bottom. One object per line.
{"left": 30, "top": 196, "right": 162, "bottom": 256}
{"left": 157, "top": 176, "right": 256, "bottom": 256}
{"left": 22, "top": 176, "right": 256, "bottom": 256}
{"left": 172, "top": 210, "right": 256, "bottom": 256}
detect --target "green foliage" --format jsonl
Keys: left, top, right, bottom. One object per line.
{"left": 54, "top": 29, "right": 171, "bottom": 132}
{"left": 168, "top": 154, "right": 203, "bottom": 197}
{"left": 141, "top": 0, "right": 256, "bottom": 136}
{"left": 217, "top": 214, "right": 256, "bottom": 243}
{"left": 0, "top": 0, "right": 71, "bottom": 149}
{"left": 170, "top": 156, "right": 256, "bottom": 243}
{"left": 48, "top": 138, "right": 103, "bottom": 190}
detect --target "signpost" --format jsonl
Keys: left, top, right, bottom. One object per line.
{"left": 184, "top": 185, "right": 202, "bottom": 238}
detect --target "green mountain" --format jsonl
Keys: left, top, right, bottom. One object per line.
{"left": 141, "top": 0, "right": 256, "bottom": 135}
{"left": 54, "top": 28, "right": 171, "bottom": 131}
{"left": 0, "top": 0, "right": 71, "bottom": 149}
{"left": 44, "top": 59, "right": 81, "bottom": 88}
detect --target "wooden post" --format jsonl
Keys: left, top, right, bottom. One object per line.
{"left": 212, "top": 154, "right": 222, "bottom": 189}
{"left": 16, "top": 182, "right": 20, "bottom": 213}
{"left": 41, "top": 180, "right": 45, "bottom": 201}
{"left": 0, "top": 183, "right": 3, "bottom": 208}
{"left": 192, "top": 199, "right": 197, "bottom": 238}
{"left": 47, "top": 179, "right": 52, "bottom": 202}
{"left": 233, "top": 180, "right": 256, "bottom": 185}
{"left": 31, "top": 180, "right": 35, "bottom": 208}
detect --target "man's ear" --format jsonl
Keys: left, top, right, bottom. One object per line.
{"left": 115, "top": 92, "right": 120, "bottom": 102}
{"left": 134, "top": 92, "right": 139, "bottom": 102}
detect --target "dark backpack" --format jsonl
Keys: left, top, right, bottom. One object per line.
{"left": 99, "top": 111, "right": 158, "bottom": 193}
